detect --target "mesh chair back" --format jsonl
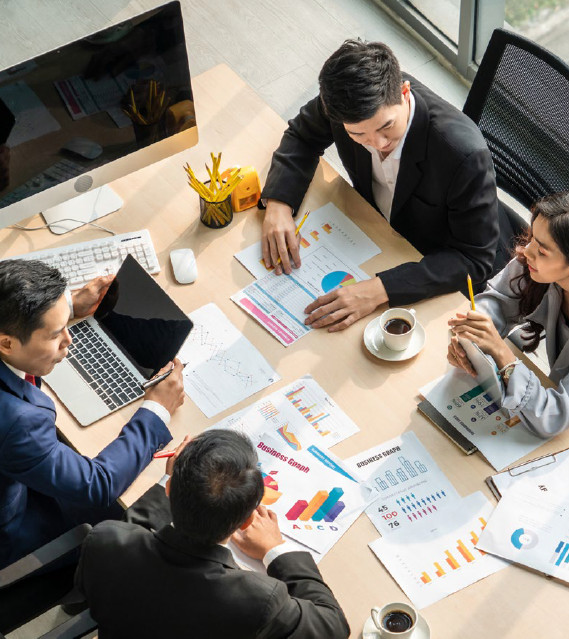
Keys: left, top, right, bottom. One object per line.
{"left": 463, "top": 28, "right": 569, "bottom": 209}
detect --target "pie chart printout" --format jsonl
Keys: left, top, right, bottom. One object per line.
{"left": 321, "top": 271, "right": 357, "bottom": 293}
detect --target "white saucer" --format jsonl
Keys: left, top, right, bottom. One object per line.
{"left": 364, "top": 317, "right": 426, "bottom": 361}
{"left": 362, "top": 613, "right": 430, "bottom": 638}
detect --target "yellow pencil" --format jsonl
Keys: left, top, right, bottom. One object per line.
{"left": 467, "top": 274, "right": 476, "bottom": 311}
{"left": 294, "top": 209, "right": 311, "bottom": 236}
{"left": 276, "top": 210, "right": 311, "bottom": 265}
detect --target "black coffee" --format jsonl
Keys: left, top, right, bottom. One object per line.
{"left": 384, "top": 318, "right": 412, "bottom": 335}
{"left": 382, "top": 610, "right": 413, "bottom": 632}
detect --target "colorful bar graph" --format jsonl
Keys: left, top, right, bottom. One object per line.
{"left": 286, "top": 500, "right": 308, "bottom": 520}
{"left": 312, "top": 488, "right": 344, "bottom": 521}
{"left": 299, "top": 491, "right": 329, "bottom": 521}
{"left": 309, "top": 230, "right": 319, "bottom": 241}
{"left": 470, "top": 530, "right": 479, "bottom": 545}
{"left": 324, "top": 501, "right": 345, "bottom": 522}
{"left": 434, "top": 562, "right": 446, "bottom": 577}
{"left": 322, "top": 223, "right": 332, "bottom": 234}
{"left": 479, "top": 517, "right": 487, "bottom": 528}
{"left": 300, "top": 237, "right": 310, "bottom": 248}
{"left": 457, "top": 539, "right": 475, "bottom": 563}
{"left": 445, "top": 550, "right": 460, "bottom": 570}
{"left": 420, "top": 572, "right": 431, "bottom": 584}
{"left": 285, "top": 386, "right": 305, "bottom": 400}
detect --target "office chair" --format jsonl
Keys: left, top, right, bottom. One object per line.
{"left": 463, "top": 28, "right": 569, "bottom": 273}
{"left": 0, "top": 524, "right": 97, "bottom": 638}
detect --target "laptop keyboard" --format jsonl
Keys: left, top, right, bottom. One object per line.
{"left": 67, "top": 322, "right": 144, "bottom": 411}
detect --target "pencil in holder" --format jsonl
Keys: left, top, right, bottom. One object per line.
{"left": 199, "top": 190, "right": 233, "bottom": 229}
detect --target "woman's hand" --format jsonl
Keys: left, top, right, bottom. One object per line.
{"left": 447, "top": 334, "right": 476, "bottom": 377}
{"left": 448, "top": 310, "right": 516, "bottom": 370}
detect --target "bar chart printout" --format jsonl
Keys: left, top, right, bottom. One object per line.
{"left": 234, "top": 201, "right": 382, "bottom": 279}
{"left": 345, "top": 432, "right": 460, "bottom": 536}
{"left": 255, "top": 432, "right": 367, "bottom": 555}
{"left": 212, "top": 375, "right": 359, "bottom": 450}
{"left": 369, "top": 492, "right": 507, "bottom": 609}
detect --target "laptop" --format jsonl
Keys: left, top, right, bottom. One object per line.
{"left": 45, "top": 254, "right": 193, "bottom": 426}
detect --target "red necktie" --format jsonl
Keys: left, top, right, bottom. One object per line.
{"left": 24, "top": 374, "right": 36, "bottom": 386}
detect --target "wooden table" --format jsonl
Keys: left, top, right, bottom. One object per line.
{"left": 2, "top": 64, "right": 568, "bottom": 639}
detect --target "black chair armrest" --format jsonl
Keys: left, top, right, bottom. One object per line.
{"left": 40, "top": 609, "right": 97, "bottom": 639}
{"left": 0, "top": 524, "right": 92, "bottom": 589}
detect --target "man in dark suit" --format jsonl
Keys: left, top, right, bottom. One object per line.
{"left": 261, "top": 39, "right": 501, "bottom": 331}
{"left": 0, "top": 259, "right": 185, "bottom": 568}
{"left": 76, "top": 429, "right": 350, "bottom": 639}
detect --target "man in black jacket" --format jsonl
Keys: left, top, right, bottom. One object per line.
{"left": 261, "top": 39, "right": 500, "bottom": 331}
{"left": 75, "top": 430, "right": 350, "bottom": 639}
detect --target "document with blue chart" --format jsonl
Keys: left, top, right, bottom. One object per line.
{"left": 345, "top": 432, "right": 459, "bottom": 537}
{"left": 477, "top": 479, "right": 569, "bottom": 584}
{"left": 231, "top": 245, "right": 369, "bottom": 346}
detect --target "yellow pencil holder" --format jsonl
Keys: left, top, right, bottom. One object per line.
{"left": 199, "top": 191, "right": 233, "bottom": 229}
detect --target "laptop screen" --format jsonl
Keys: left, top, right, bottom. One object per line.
{"left": 94, "top": 254, "right": 193, "bottom": 378}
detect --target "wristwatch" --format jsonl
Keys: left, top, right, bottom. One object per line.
{"left": 498, "top": 359, "right": 521, "bottom": 384}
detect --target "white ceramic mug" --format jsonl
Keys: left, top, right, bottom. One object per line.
{"left": 378, "top": 308, "right": 416, "bottom": 351}
{"left": 371, "top": 602, "right": 418, "bottom": 638}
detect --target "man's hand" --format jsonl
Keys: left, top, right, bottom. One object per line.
{"left": 448, "top": 310, "right": 515, "bottom": 369}
{"left": 71, "top": 275, "right": 114, "bottom": 319}
{"left": 304, "top": 277, "right": 388, "bottom": 332}
{"left": 145, "top": 358, "right": 185, "bottom": 416}
{"left": 261, "top": 200, "right": 299, "bottom": 275}
{"left": 165, "top": 434, "right": 192, "bottom": 476}
{"left": 231, "top": 505, "right": 284, "bottom": 560}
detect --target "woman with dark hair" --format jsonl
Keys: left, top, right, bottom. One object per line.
{"left": 448, "top": 191, "right": 569, "bottom": 438}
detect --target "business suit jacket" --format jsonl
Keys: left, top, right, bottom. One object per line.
{"left": 261, "top": 75, "right": 500, "bottom": 306}
{"left": 477, "top": 258, "right": 569, "bottom": 438}
{"left": 76, "top": 485, "right": 350, "bottom": 639}
{"left": 0, "top": 360, "right": 172, "bottom": 568}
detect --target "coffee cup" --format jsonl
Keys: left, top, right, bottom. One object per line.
{"left": 371, "top": 602, "right": 418, "bottom": 638}
{"left": 377, "top": 308, "right": 416, "bottom": 351}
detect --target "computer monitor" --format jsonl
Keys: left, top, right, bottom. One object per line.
{"left": 0, "top": 1, "right": 198, "bottom": 234}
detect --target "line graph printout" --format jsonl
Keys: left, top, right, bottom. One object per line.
{"left": 231, "top": 246, "right": 369, "bottom": 346}
{"left": 254, "top": 432, "right": 367, "bottom": 554}
{"left": 178, "top": 303, "right": 279, "bottom": 418}
{"left": 213, "top": 375, "right": 359, "bottom": 449}
{"left": 477, "top": 483, "right": 569, "bottom": 583}
{"left": 421, "top": 369, "right": 544, "bottom": 470}
{"left": 345, "top": 432, "right": 459, "bottom": 536}
{"left": 235, "top": 202, "right": 381, "bottom": 279}
{"left": 369, "top": 492, "right": 507, "bottom": 609}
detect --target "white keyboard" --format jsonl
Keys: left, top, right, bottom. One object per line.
{"left": 9, "top": 229, "right": 160, "bottom": 290}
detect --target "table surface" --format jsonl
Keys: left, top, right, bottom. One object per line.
{"left": 2, "top": 64, "right": 568, "bottom": 639}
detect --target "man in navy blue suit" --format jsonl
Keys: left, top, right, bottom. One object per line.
{"left": 0, "top": 259, "right": 185, "bottom": 568}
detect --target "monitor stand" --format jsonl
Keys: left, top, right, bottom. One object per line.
{"left": 41, "top": 185, "right": 123, "bottom": 235}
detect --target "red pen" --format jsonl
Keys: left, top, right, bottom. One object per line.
{"left": 153, "top": 450, "right": 176, "bottom": 459}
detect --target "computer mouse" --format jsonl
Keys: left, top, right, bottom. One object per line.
{"left": 170, "top": 248, "right": 198, "bottom": 284}
{"left": 61, "top": 137, "right": 103, "bottom": 160}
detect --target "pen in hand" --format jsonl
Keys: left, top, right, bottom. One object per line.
{"left": 153, "top": 450, "right": 176, "bottom": 459}
{"left": 141, "top": 362, "right": 188, "bottom": 390}
{"left": 467, "top": 274, "right": 476, "bottom": 311}
{"left": 276, "top": 209, "right": 311, "bottom": 266}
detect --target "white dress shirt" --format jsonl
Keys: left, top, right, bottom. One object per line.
{"left": 364, "top": 91, "right": 416, "bottom": 222}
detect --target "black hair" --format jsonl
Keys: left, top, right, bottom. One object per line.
{"left": 0, "top": 259, "right": 67, "bottom": 344}
{"left": 511, "top": 191, "right": 569, "bottom": 351}
{"left": 318, "top": 39, "right": 403, "bottom": 123}
{"left": 169, "top": 430, "right": 264, "bottom": 546}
